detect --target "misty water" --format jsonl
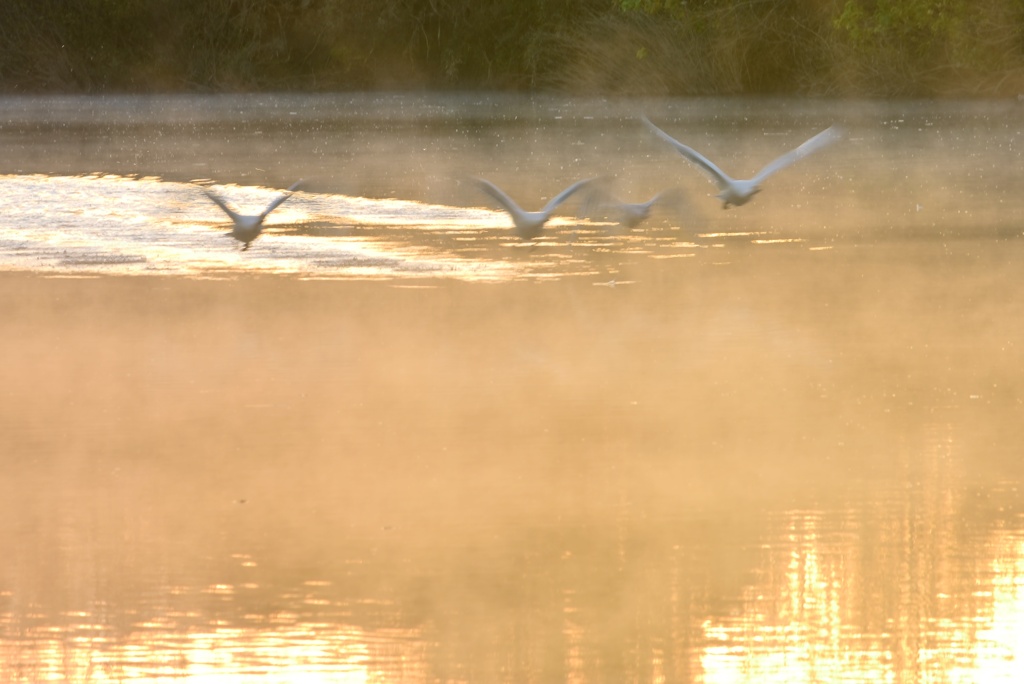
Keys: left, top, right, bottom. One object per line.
{"left": 2, "top": 93, "right": 1024, "bottom": 682}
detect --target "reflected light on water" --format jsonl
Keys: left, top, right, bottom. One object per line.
{"left": 1, "top": 614, "right": 425, "bottom": 683}
{"left": 0, "top": 174, "right": 523, "bottom": 282}
{"left": 694, "top": 426, "right": 1024, "bottom": 683}
{"left": 0, "top": 174, "right": 705, "bottom": 282}
{"left": 974, "top": 533, "right": 1024, "bottom": 681}
{"left": 563, "top": 589, "right": 586, "bottom": 684}
{"left": 700, "top": 511, "right": 885, "bottom": 684}
{"left": 699, "top": 510, "right": 1024, "bottom": 684}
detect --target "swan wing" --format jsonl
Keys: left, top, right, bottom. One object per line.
{"left": 638, "top": 189, "right": 669, "bottom": 211}
{"left": 476, "top": 178, "right": 530, "bottom": 223}
{"left": 203, "top": 190, "right": 244, "bottom": 224}
{"left": 540, "top": 177, "right": 595, "bottom": 217}
{"left": 642, "top": 117, "right": 734, "bottom": 190}
{"left": 260, "top": 192, "right": 293, "bottom": 219}
{"left": 259, "top": 179, "right": 303, "bottom": 219}
{"left": 752, "top": 125, "right": 842, "bottom": 184}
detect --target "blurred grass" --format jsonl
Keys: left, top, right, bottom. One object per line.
{"left": 1, "top": 0, "right": 1024, "bottom": 96}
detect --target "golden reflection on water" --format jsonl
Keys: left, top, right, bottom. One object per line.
{"left": 700, "top": 510, "right": 886, "bottom": 684}
{"left": 698, "top": 429, "right": 1024, "bottom": 684}
{"left": 981, "top": 534, "right": 1024, "bottom": 680}
{"left": 1, "top": 620, "right": 421, "bottom": 683}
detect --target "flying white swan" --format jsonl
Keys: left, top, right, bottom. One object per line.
{"left": 203, "top": 179, "right": 303, "bottom": 250}
{"left": 583, "top": 187, "right": 682, "bottom": 229}
{"left": 642, "top": 117, "right": 841, "bottom": 208}
{"left": 476, "top": 177, "right": 595, "bottom": 240}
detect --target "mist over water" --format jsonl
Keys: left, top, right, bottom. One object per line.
{"left": 2, "top": 94, "right": 1024, "bottom": 682}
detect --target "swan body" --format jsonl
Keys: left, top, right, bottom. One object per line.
{"left": 204, "top": 179, "right": 303, "bottom": 250}
{"left": 618, "top": 193, "right": 663, "bottom": 228}
{"left": 476, "top": 177, "right": 594, "bottom": 240}
{"left": 586, "top": 188, "right": 675, "bottom": 229}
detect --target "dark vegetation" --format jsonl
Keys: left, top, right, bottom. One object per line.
{"left": 2, "top": 0, "right": 1024, "bottom": 96}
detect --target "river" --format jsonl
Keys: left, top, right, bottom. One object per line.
{"left": 1, "top": 93, "right": 1023, "bottom": 682}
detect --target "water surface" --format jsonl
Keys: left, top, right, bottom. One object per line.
{"left": 1, "top": 94, "right": 1023, "bottom": 683}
